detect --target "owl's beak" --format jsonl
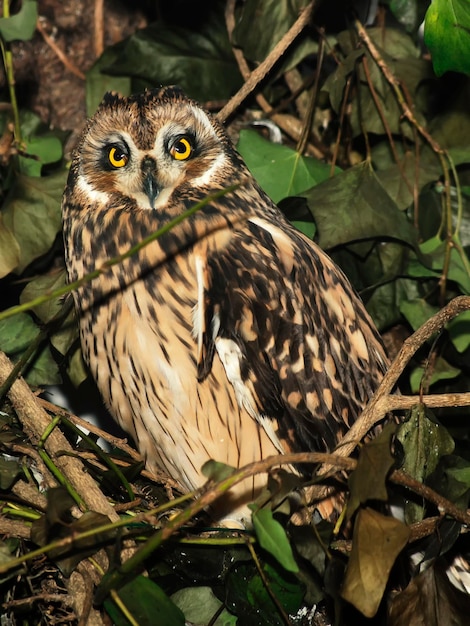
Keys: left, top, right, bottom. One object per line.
{"left": 141, "top": 157, "right": 160, "bottom": 209}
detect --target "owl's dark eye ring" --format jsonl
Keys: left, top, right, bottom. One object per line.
{"left": 169, "top": 136, "right": 193, "bottom": 161}
{"left": 108, "top": 146, "right": 129, "bottom": 168}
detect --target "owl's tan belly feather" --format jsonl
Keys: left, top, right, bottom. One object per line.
{"left": 79, "top": 266, "right": 282, "bottom": 522}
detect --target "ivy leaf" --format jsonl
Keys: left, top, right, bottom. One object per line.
{"left": 409, "top": 357, "right": 461, "bottom": 393}
{"left": 1, "top": 170, "right": 67, "bottom": 273}
{"left": 447, "top": 309, "right": 470, "bottom": 353}
{"left": 414, "top": 235, "right": 470, "bottom": 294}
{"left": 396, "top": 404, "right": 455, "bottom": 524}
{"left": 232, "top": 0, "right": 316, "bottom": 74}
{"left": 19, "top": 135, "right": 63, "bottom": 177}
{"left": 0, "top": 213, "right": 20, "bottom": 278}
{"left": 201, "top": 459, "right": 237, "bottom": 482}
{"left": 99, "top": 3, "right": 242, "bottom": 103}
{"left": 251, "top": 507, "right": 298, "bottom": 573}
{"left": 20, "top": 271, "right": 77, "bottom": 356}
{"left": 0, "top": 0, "right": 37, "bottom": 42}
{"left": 225, "top": 560, "right": 304, "bottom": 624}
{"left": 301, "top": 161, "right": 418, "bottom": 250}
{"left": 0, "top": 313, "right": 61, "bottom": 385}
{"left": 424, "top": 0, "right": 470, "bottom": 76}
{"left": 237, "top": 129, "right": 337, "bottom": 203}
{"left": 0, "top": 458, "right": 22, "bottom": 490}
{"left": 66, "top": 347, "right": 88, "bottom": 387}
{"left": 400, "top": 298, "right": 439, "bottom": 332}
{"left": 171, "top": 586, "right": 236, "bottom": 626}
{"left": 104, "top": 576, "right": 185, "bottom": 626}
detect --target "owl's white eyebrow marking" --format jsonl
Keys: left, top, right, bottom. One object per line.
{"left": 189, "top": 105, "right": 219, "bottom": 136}
{"left": 192, "top": 151, "right": 227, "bottom": 188}
{"left": 76, "top": 174, "right": 110, "bottom": 204}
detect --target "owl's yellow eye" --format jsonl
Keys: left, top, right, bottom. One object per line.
{"left": 170, "top": 137, "right": 193, "bottom": 161}
{"left": 108, "top": 146, "right": 129, "bottom": 168}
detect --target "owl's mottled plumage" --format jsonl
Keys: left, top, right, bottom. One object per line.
{"left": 62, "top": 86, "right": 388, "bottom": 523}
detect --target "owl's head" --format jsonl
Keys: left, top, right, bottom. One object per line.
{"left": 71, "top": 86, "right": 246, "bottom": 211}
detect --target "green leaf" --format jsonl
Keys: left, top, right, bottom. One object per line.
{"left": 405, "top": 236, "right": 470, "bottom": 294}
{"left": 99, "top": 4, "right": 242, "bottom": 103}
{"left": 0, "top": 212, "right": 20, "bottom": 278}
{"left": 429, "top": 455, "right": 470, "bottom": 510}
{"left": 389, "top": 0, "right": 430, "bottom": 33}
{"left": 374, "top": 149, "right": 443, "bottom": 211}
{"left": 1, "top": 170, "right": 67, "bottom": 273}
{"left": 19, "top": 134, "right": 63, "bottom": 177}
{"left": 0, "top": 313, "right": 38, "bottom": 355}
{"left": 342, "top": 508, "right": 410, "bottom": 618}
{"left": 31, "top": 494, "right": 114, "bottom": 576}
{"left": 225, "top": 560, "right": 304, "bottom": 624}
{"left": 86, "top": 48, "right": 132, "bottom": 116}
{"left": 424, "top": 0, "right": 470, "bottom": 76}
{"left": 0, "top": 458, "right": 22, "bottom": 489}
{"left": 0, "top": 540, "right": 25, "bottom": 584}
{"left": 322, "top": 48, "right": 364, "bottom": 114}
{"left": 0, "top": 0, "right": 37, "bottom": 42}
{"left": 333, "top": 29, "right": 428, "bottom": 139}
{"left": 396, "top": 404, "right": 455, "bottom": 524}
{"left": 237, "top": 129, "right": 337, "bottom": 203}
{"left": 0, "top": 313, "right": 61, "bottom": 385}
{"left": 409, "top": 358, "right": 461, "bottom": 393}
{"left": 171, "top": 586, "right": 236, "bottom": 626}
{"left": 251, "top": 507, "right": 298, "bottom": 573}
{"left": 232, "top": 0, "right": 316, "bottom": 74}
{"left": 104, "top": 576, "right": 185, "bottom": 626}
{"left": 301, "top": 161, "right": 418, "bottom": 250}
{"left": 400, "top": 299, "right": 439, "bottom": 332}
{"left": 447, "top": 309, "right": 470, "bottom": 353}
{"left": 66, "top": 347, "right": 88, "bottom": 387}
{"left": 20, "top": 272, "right": 77, "bottom": 355}
{"left": 201, "top": 459, "right": 237, "bottom": 482}
{"left": 278, "top": 197, "right": 317, "bottom": 240}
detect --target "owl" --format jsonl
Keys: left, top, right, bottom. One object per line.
{"left": 62, "top": 86, "right": 388, "bottom": 524}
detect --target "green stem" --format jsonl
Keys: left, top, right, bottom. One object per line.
{"left": 0, "top": 183, "right": 241, "bottom": 324}
{"left": 1, "top": 0, "right": 22, "bottom": 147}
{"left": 37, "top": 418, "right": 87, "bottom": 510}
{"left": 61, "top": 417, "right": 135, "bottom": 502}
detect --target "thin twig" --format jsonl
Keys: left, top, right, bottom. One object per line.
{"left": 336, "top": 296, "right": 470, "bottom": 457}
{"left": 224, "top": 0, "right": 322, "bottom": 157}
{"left": 94, "top": 0, "right": 104, "bottom": 58}
{"left": 353, "top": 18, "right": 442, "bottom": 154}
{"left": 246, "top": 541, "right": 291, "bottom": 626}
{"left": 361, "top": 54, "right": 413, "bottom": 197}
{"left": 36, "top": 17, "right": 85, "bottom": 80}
{"left": 376, "top": 391, "right": 470, "bottom": 413}
{"left": 391, "top": 469, "right": 470, "bottom": 526}
{"left": 218, "top": 1, "right": 316, "bottom": 122}
{"left": 296, "top": 31, "right": 324, "bottom": 154}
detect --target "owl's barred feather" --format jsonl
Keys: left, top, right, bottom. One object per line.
{"left": 62, "top": 86, "right": 388, "bottom": 523}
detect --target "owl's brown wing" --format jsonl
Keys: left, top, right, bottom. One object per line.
{"left": 195, "top": 215, "right": 388, "bottom": 463}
